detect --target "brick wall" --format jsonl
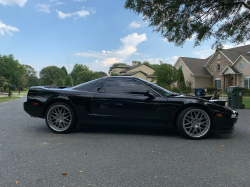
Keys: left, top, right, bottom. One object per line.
{"left": 206, "top": 53, "right": 232, "bottom": 89}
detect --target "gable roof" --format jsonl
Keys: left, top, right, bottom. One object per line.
{"left": 205, "top": 44, "right": 250, "bottom": 67}
{"left": 180, "top": 57, "right": 212, "bottom": 76}
{"left": 220, "top": 66, "right": 241, "bottom": 75}
{"left": 121, "top": 71, "right": 148, "bottom": 76}
{"left": 120, "top": 63, "right": 155, "bottom": 73}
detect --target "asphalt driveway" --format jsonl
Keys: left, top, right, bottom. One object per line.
{"left": 0, "top": 97, "right": 250, "bottom": 186}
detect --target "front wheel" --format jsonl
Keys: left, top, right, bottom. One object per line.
{"left": 177, "top": 107, "right": 211, "bottom": 139}
{"left": 45, "top": 102, "right": 77, "bottom": 133}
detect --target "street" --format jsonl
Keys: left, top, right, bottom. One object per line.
{"left": 0, "top": 97, "right": 250, "bottom": 187}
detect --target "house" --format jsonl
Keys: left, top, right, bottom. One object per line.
{"left": 109, "top": 61, "right": 156, "bottom": 82}
{"left": 174, "top": 44, "right": 250, "bottom": 90}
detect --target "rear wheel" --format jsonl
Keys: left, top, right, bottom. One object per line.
{"left": 45, "top": 102, "right": 77, "bottom": 133}
{"left": 177, "top": 107, "right": 211, "bottom": 139}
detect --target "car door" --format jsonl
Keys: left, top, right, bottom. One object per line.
{"left": 93, "top": 77, "right": 170, "bottom": 126}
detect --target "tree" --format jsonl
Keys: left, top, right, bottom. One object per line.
{"left": 97, "top": 71, "right": 108, "bottom": 77}
{"left": 70, "top": 64, "right": 89, "bottom": 85}
{"left": 177, "top": 69, "right": 186, "bottom": 92}
{"left": 39, "top": 66, "right": 66, "bottom": 86}
{"left": 77, "top": 70, "right": 102, "bottom": 85}
{"left": 153, "top": 61, "right": 177, "bottom": 88}
{"left": 125, "top": 0, "right": 250, "bottom": 49}
{"left": 27, "top": 75, "right": 39, "bottom": 87}
{"left": 61, "top": 66, "right": 68, "bottom": 76}
{"left": 0, "top": 77, "right": 6, "bottom": 87}
{"left": 64, "top": 76, "right": 73, "bottom": 87}
{"left": 57, "top": 78, "right": 64, "bottom": 86}
{"left": 0, "top": 54, "right": 26, "bottom": 86}
{"left": 110, "top": 72, "right": 119, "bottom": 76}
{"left": 23, "top": 65, "right": 37, "bottom": 77}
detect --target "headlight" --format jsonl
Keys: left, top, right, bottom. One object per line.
{"left": 231, "top": 114, "right": 236, "bottom": 118}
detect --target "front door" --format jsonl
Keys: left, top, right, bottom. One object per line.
{"left": 94, "top": 77, "right": 170, "bottom": 126}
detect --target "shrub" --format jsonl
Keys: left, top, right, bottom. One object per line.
{"left": 170, "top": 86, "right": 181, "bottom": 93}
{"left": 1, "top": 87, "right": 4, "bottom": 92}
{"left": 204, "top": 86, "right": 217, "bottom": 94}
{"left": 23, "top": 88, "right": 28, "bottom": 91}
{"left": 64, "top": 76, "right": 73, "bottom": 87}
{"left": 56, "top": 78, "right": 64, "bottom": 86}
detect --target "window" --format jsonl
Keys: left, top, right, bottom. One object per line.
{"left": 215, "top": 79, "right": 221, "bottom": 89}
{"left": 217, "top": 54, "right": 221, "bottom": 59}
{"left": 72, "top": 78, "right": 102, "bottom": 91}
{"left": 102, "top": 78, "right": 148, "bottom": 95}
{"left": 245, "top": 77, "right": 250, "bottom": 89}
{"left": 179, "top": 64, "right": 182, "bottom": 69}
{"left": 240, "top": 62, "right": 244, "bottom": 68}
{"left": 217, "top": 62, "right": 221, "bottom": 71}
{"left": 138, "top": 78, "right": 173, "bottom": 97}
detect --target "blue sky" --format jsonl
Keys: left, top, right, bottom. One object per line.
{"left": 0, "top": 0, "right": 248, "bottom": 75}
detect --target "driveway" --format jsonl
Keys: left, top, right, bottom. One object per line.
{"left": 0, "top": 97, "right": 250, "bottom": 186}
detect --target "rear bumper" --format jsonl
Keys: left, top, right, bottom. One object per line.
{"left": 23, "top": 101, "right": 44, "bottom": 118}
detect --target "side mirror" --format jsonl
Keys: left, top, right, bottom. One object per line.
{"left": 144, "top": 91, "right": 155, "bottom": 99}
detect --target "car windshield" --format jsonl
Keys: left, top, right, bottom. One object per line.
{"left": 137, "top": 78, "right": 174, "bottom": 97}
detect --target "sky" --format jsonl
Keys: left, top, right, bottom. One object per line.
{"left": 0, "top": 0, "right": 249, "bottom": 76}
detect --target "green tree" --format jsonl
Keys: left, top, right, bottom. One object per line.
{"left": 153, "top": 61, "right": 177, "bottom": 88}
{"left": 39, "top": 66, "right": 66, "bottom": 86}
{"left": 64, "top": 75, "right": 73, "bottom": 87}
{"left": 0, "top": 54, "right": 26, "bottom": 86}
{"left": 125, "top": 0, "right": 250, "bottom": 49}
{"left": 57, "top": 78, "right": 64, "bottom": 86}
{"left": 23, "top": 65, "right": 37, "bottom": 77}
{"left": 70, "top": 64, "right": 89, "bottom": 85}
{"left": 61, "top": 66, "right": 68, "bottom": 76}
{"left": 97, "top": 71, "right": 108, "bottom": 77}
{"left": 177, "top": 69, "right": 187, "bottom": 92}
{"left": 77, "top": 70, "right": 102, "bottom": 84}
{"left": 27, "top": 75, "right": 39, "bottom": 87}
{"left": 0, "top": 77, "right": 6, "bottom": 87}
{"left": 110, "top": 72, "right": 119, "bottom": 76}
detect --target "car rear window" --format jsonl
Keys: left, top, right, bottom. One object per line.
{"left": 72, "top": 78, "right": 102, "bottom": 91}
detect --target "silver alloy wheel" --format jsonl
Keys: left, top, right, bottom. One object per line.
{"left": 182, "top": 109, "right": 210, "bottom": 138}
{"left": 47, "top": 105, "right": 72, "bottom": 132}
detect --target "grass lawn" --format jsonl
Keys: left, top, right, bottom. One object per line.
{"left": 12, "top": 91, "right": 28, "bottom": 94}
{"left": 243, "top": 97, "right": 250, "bottom": 108}
{"left": 0, "top": 95, "right": 24, "bottom": 103}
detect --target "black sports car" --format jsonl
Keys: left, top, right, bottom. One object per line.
{"left": 23, "top": 76, "right": 238, "bottom": 139}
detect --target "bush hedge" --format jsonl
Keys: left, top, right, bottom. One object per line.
{"left": 204, "top": 86, "right": 217, "bottom": 94}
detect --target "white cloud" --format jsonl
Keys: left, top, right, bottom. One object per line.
{"left": 36, "top": 4, "right": 51, "bottom": 13}
{"left": 0, "top": 20, "right": 19, "bottom": 36}
{"left": 193, "top": 48, "right": 214, "bottom": 59}
{"left": 73, "top": 0, "right": 86, "bottom": 2}
{"left": 0, "top": 0, "right": 27, "bottom": 7}
{"left": 56, "top": 6, "right": 95, "bottom": 19}
{"left": 223, "top": 41, "right": 250, "bottom": 49}
{"left": 75, "top": 33, "right": 147, "bottom": 66}
{"left": 128, "top": 21, "right": 141, "bottom": 29}
{"left": 49, "top": 0, "right": 64, "bottom": 5}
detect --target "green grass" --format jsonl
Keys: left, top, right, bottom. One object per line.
{"left": 12, "top": 91, "right": 28, "bottom": 94}
{"left": 243, "top": 97, "right": 250, "bottom": 108}
{"left": 0, "top": 95, "right": 23, "bottom": 103}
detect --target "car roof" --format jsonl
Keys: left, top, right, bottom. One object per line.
{"left": 103, "top": 76, "right": 137, "bottom": 79}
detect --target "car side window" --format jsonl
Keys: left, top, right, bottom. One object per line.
{"left": 102, "top": 78, "right": 149, "bottom": 95}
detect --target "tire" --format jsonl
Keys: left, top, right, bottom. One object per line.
{"left": 177, "top": 107, "right": 211, "bottom": 139}
{"left": 45, "top": 102, "right": 77, "bottom": 133}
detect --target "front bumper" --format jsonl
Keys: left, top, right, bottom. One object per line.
{"left": 212, "top": 109, "right": 238, "bottom": 134}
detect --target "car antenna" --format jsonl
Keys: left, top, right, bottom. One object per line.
{"left": 66, "top": 53, "right": 71, "bottom": 73}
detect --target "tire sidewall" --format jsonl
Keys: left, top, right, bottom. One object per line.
{"left": 45, "top": 102, "right": 77, "bottom": 133}
{"left": 177, "top": 107, "right": 211, "bottom": 139}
